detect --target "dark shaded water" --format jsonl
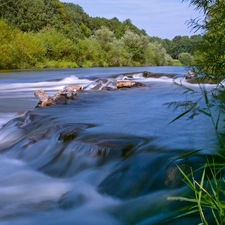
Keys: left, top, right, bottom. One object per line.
{"left": 0, "top": 67, "right": 219, "bottom": 224}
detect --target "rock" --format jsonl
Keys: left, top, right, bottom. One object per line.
{"left": 53, "top": 85, "right": 80, "bottom": 101}
{"left": 83, "top": 78, "right": 117, "bottom": 91}
{"left": 34, "top": 89, "right": 67, "bottom": 107}
{"left": 143, "top": 71, "right": 151, "bottom": 78}
{"left": 58, "top": 130, "right": 78, "bottom": 142}
{"left": 36, "top": 99, "right": 55, "bottom": 107}
{"left": 34, "top": 77, "right": 145, "bottom": 108}
{"left": 184, "top": 70, "right": 195, "bottom": 80}
{"left": 53, "top": 93, "right": 67, "bottom": 104}
{"left": 34, "top": 90, "right": 55, "bottom": 107}
{"left": 117, "top": 80, "right": 145, "bottom": 88}
{"left": 63, "top": 85, "right": 83, "bottom": 93}
{"left": 34, "top": 90, "right": 49, "bottom": 102}
{"left": 132, "top": 81, "right": 146, "bottom": 87}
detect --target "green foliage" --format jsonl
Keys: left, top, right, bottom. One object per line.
{"left": 76, "top": 38, "right": 106, "bottom": 67}
{"left": 149, "top": 35, "right": 202, "bottom": 60}
{"left": 169, "top": 164, "right": 225, "bottom": 225}
{"left": 190, "top": 0, "right": 225, "bottom": 83}
{"left": 144, "top": 42, "right": 173, "bottom": 66}
{"left": 106, "top": 40, "right": 132, "bottom": 67}
{"left": 166, "top": 80, "right": 225, "bottom": 224}
{"left": 37, "top": 60, "right": 78, "bottom": 68}
{"left": 172, "top": 59, "right": 183, "bottom": 66}
{"left": 0, "top": 0, "right": 64, "bottom": 32}
{"left": 178, "top": 52, "right": 194, "bottom": 66}
{"left": 91, "top": 26, "right": 116, "bottom": 51}
{"left": 37, "top": 27, "right": 76, "bottom": 61}
{"left": 0, "top": 20, "right": 46, "bottom": 69}
{"left": 0, "top": 0, "right": 198, "bottom": 69}
{"left": 122, "top": 29, "right": 149, "bottom": 64}
{"left": 171, "top": 36, "right": 192, "bottom": 59}
{"left": 60, "top": 3, "right": 90, "bottom": 40}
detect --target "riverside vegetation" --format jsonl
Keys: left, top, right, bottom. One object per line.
{"left": 2, "top": 0, "right": 225, "bottom": 224}
{"left": 0, "top": 0, "right": 201, "bottom": 69}
{"left": 167, "top": 0, "right": 225, "bottom": 224}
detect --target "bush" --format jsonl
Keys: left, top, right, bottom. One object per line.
{"left": 178, "top": 52, "right": 194, "bottom": 66}
{"left": 0, "top": 20, "right": 46, "bottom": 69}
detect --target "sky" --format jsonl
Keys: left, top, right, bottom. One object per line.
{"left": 60, "top": 0, "right": 202, "bottom": 40}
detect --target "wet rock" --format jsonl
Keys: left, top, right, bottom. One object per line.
{"left": 34, "top": 85, "right": 82, "bottom": 107}
{"left": 143, "top": 71, "right": 151, "bottom": 78}
{"left": 83, "top": 78, "right": 117, "bottom": 91}
{"left": 53, "top": 92, "right": 68, "bottom": 104}
{"left": 98, "top": 153, "right": 205, "bottom": 199}
{"left": 58, "top": 130, "right": 78, "bottom": 142}
{"left": 64, "top": 85, "right": 83, "bottom": 93}
{"left": 101, "top": 86, "right": 115, "bottom": 91}
{"left": 117, "top": 80, "right": 145, "bottom": 88}
{"left": 164, "top": 164, "right": 190, "bottom": 188}
{"left": 61, "top": 85, "right": 83, "bottom": 99}
{"left": 34, "top": 90, "right": 49, "bottom": 102}
{"left": 184, "top": 70, "right": 195, "bottom": 80}
{"left": 34, "top": 90, "right": 55, "bottom": 107}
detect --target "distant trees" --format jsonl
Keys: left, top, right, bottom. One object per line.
{"left": 149, "top": 35, "right": 202, "bottom": 62}
{"left": 188, "top": 0, "right": 225, "bottom": 82}
{"left": 161, "top": 35, "right": 202, "bottom": 59}
{"left": 178, "top": 52, "right": 194, "bottom": 66}
{"left": 0, "top": 0, "right": 201, "bottom": 69}
{"left": 0, "top": 0, "right": 64, "bottom": 32}
{"left": 0, "top": 20, "right": 46, "bottom": 69}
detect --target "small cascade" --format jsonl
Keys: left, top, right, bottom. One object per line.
{"left": 0, "top": 67, "right": 219, "bottom": 225}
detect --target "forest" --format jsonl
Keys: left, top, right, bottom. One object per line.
{"left": 1, "top": 0, "right": 225, "bottom": 223}
{"left": 0, "top": 0, "right": 201, "bottom": 69}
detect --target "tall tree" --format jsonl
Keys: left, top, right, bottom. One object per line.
{"left": 184, "top": 0, "right": 225, "bottom": 82}
{"left": 0, "top": 0, "right": 64, "bottom": 31}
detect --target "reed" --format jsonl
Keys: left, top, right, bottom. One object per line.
{"left": 167, "top": 80, "right": 225, "bottom": 224}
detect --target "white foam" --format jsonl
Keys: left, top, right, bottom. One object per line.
{"left": 0, "top": 76, "right": 92, "bottom": 93}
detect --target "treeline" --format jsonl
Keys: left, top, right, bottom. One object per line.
{"left": 0, "top": 0, "right": 201, "bottom": 69}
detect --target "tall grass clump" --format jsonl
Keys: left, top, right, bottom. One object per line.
{"left": 166, "top": 76, "right": 225, "bottom": 224}
{"left": 165, "top": 1, "right": 225, "bottom": 223}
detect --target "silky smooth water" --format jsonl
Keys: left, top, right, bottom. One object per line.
{"left": 0, "top": 67, "right": 218, "bottom": 224}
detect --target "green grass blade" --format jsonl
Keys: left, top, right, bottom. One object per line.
{"left": 168, "top": 109, "right": 192, "bottom": 124}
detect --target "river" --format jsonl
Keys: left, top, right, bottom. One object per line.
{"left": 0, "top": 66, "right": 218, "bottom": 224}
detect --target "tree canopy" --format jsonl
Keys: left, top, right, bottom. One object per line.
{"left": 185, "top": 0, "right": 225, "bottom": 82}
{"left": 0, "top": 0, "right": 200, "bottom": 69}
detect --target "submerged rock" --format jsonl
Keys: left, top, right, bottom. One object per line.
{"left": 98, "top": 153, "right": 205, "bottom": 199}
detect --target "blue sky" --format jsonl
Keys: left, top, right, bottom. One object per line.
{"left": 60, "top": 0, "right": 202, "bottom": 39}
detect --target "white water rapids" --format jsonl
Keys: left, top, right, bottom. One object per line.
{"left": 0, "top": 67, "right": 219, "bottom": 224}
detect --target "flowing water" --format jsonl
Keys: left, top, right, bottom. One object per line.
{"left": 0, "top": 67, "right": 219, "bottom": 224}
